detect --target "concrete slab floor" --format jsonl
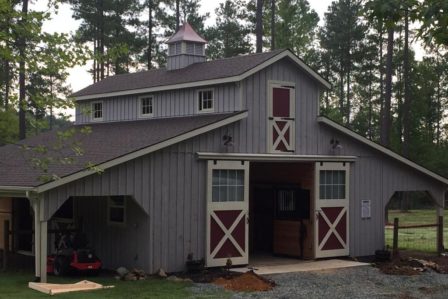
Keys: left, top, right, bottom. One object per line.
{"left": 231, "top": 258, "right": 370, "bottom": 275}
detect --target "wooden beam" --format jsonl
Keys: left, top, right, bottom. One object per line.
{"left": 40, "top": 221, "right": 47, "bottom": 283}
{"left": 393, "top": 218, "right": 399, "bottom": 257}
{"left": 2, "top": 220, "right": 9, "bottom": 271}
{"left": 32, "top": 199, "right": 41, "bottom": 281}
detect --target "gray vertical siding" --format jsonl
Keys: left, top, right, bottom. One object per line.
{"left": 44, "top": 57, "right": 447, "bottom": 273}
{"left": 43, "top": 123, "right": 242, "bottom": 273}
{"left": 75, "top": 84, "right": 241, "bottom": 124}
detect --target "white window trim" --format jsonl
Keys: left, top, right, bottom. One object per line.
{"left": 91, "top": 101, "right": 104, "bottom": 121}
{"left": 267, "top": 80, "right": 296, "bottom": 153}
{"left": 138, "top": 95, "right": 154, "bottom": 118}
{"left": 107, "top": 196, "right": 127, "bottom": 226}
{"left": 197, "top": 88, "right": 215, "bottom": 113}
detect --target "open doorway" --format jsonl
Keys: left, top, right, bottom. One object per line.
{"left": 385, "top": 191, "right": 444, "bottom": 254}
{"left": 249, "top": 162, "right": 314, "bottom": 262}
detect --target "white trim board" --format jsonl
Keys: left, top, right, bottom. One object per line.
{"left": 318, "top": 116, "right": 448, "bottom": 186}
{"left": 197, "top": 152, "right": 357, "bottom": 162}
{"left": 0, "top": 112, "right": 248, "bottom": 194}
{"left": 74, "top": 50, "right": 331, "bottom": 101}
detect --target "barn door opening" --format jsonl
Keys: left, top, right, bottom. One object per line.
{"left": 315, "top": 162, "right": 350, "bottom": 258}
{"left": 268, "top": 81, "right": 295, "bottom": 153}
{"left": 206, "top": 160, "right": 249, "bottom": 267}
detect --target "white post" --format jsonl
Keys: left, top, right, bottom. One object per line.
{"left": 32, "top": 199, "right": 41, "bottom": 281}
{"left": 40, "top": 221, "right": 48, "bottom": 283}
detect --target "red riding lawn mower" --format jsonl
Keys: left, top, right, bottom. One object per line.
{"left": 47, "top": 232, "right": 102, "bottom": 276}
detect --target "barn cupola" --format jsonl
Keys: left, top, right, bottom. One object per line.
{"left": 166, "top": 22, "right": 207, "bottom": 70}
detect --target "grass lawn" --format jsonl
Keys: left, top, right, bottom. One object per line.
{"left": 385, "top": 209, "right": 448, "bottom": 253}
{"left": 0, "top": 271, "right": 224, "bottom": 299}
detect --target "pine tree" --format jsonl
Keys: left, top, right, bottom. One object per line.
{"left": 319, "top": 0, "right": 366, "bottom": 126}
{"left": 205, "top": 0, "right": 252, "bottom": 60}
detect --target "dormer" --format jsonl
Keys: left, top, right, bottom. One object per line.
{"left": 166, "top": 22, "right": 207, "bottom": 70}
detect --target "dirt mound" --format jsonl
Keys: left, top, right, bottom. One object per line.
{"left": 213, "top": 271, "right": 275, "bottom": 292}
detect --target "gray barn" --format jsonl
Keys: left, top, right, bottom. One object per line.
{"left": 0, "top": 23, "right": 447, "bottom": 282}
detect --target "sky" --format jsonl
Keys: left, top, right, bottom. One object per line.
{"left": 34, "top": 0, "right": 333, "bottom": 94}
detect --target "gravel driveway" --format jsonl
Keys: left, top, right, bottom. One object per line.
{"left": 191, "top": 266, "right": 448, "bottom": 298}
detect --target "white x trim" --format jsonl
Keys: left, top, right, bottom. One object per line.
{"left": 210, "top": 211, "right": 246, "bottom": 258}
{"left": 318, "top": 207, "right": 347, "bottom": 250}
{"left": 272, "top": 119, "right": 293, "bottom": 151}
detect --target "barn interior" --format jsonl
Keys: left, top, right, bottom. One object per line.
{"left": 249, "top": 162, "right": 314, "bottom": 261}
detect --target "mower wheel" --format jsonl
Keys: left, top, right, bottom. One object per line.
{"left": 53, "top": 256, "right": 70, "bottom": 276}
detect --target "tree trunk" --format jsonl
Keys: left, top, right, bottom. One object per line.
{"left": 148, "top": 0, "right": 153, "bottom": 69}
{"left": 255, "top": 0, "right": 263, "bottom": 53}
{"left": 380, "top": 25, "right": 394, "bottom": 147}
{"left": 368, "top": 65, "right": 373, "bottom": 140}
{"left": 4, "top": 60, "right": 10, "bottom": 109}
{"left": 18, "top": 0, "right": 29, "bottom": 140}
{"left": 176, "top": 0, "right": 180, "bottom": 31}
{"left": 346, "top": 67, "right": 351, "bottom": 127}
{"left": 271, "top": 0, "right": 275, "bottom": 50}
{"left": 378, "top": 21, "right": 384, "bottom": 136}
{"left": 99, "top": 0, "right": 105, "bottom": 80}
{"left": 402, "top": 8, "right": 411, "bottom": 157}
{"left": 339, "top": 68, "right": 344, "bottom": 117}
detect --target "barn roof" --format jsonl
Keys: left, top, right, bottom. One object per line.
{"left": 72, "top": 49, "right": 331, "bottom": 100}
{"left": 167, "top": 22, "right": 207, "bottom": 44}
{"left": 318, "top": 116, "right": 448, "bottom": 186}
{"left": 0, "top": 112, "right": 247, "bottom": 191}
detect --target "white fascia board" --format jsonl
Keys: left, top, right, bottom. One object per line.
{"left": 318, "top": 116, "right": 448, "bottom": 186}
{"left": 74, "top": 50, "right": 330, "bottom": 101}
{"left": 196, "top": 152, "right": 356, "bottom": 162}
{"left": 35, "top": 112, "right": 248, "bottom": 193}
{"left": 0, "top": 186, "right": 36, "bottom": 198}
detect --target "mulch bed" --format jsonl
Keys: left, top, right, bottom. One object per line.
{"left": 212, "top": 271, "right": 275, "bottom": 292}
{"left": 376, "top": 251, "right": 448, "bottom": 275}
{"left": 177, "top": 268, "right": 275, "bottom": 292}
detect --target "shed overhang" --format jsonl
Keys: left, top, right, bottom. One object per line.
{"left": 318, "top": 116, "right": 448, "bottom": 187}
{"left": 196, "top": 152, "right": 357, "bottom": 163}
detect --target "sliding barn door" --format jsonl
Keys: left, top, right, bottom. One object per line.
{"left": 206, "top": 160, "right": 249, "bottom": 267}
{"left": 268, "top": 82, "right": 295, "bottom": 153}
{"left": 315, "top": 162, "right": 350, "bottom": 258}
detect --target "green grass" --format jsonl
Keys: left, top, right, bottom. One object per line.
{"left": 0, "top": 271, "right": 224, "bottom": 299}
{"left": 385, "top": 209, "right": 448, "bottom": 253}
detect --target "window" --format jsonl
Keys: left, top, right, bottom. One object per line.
{"left": 91, "top": 101, "right": 103, "bottom": 121}
{"left": 277, "top": 190, "right": 295, "bottom": 212}
{"left": 198, "top": 89, "right": 214, "bottom": 113}
{"left": 139, "top": 96, "right": 153, "bottom": 117}
{"left": 108, "top": 196, "right": 126, "bottom": 225}
{"left": 319, "top": 170, "right": 346, "bottom": 199}
{"left": 212, "top": 169, "right": 244, "bottom": 202}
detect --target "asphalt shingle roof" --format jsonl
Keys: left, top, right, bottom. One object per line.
{"left": 72, "top": 50, "right": 284, "bottom": 98}
{"left": 0, "top": 112, "right": 242, "bottom": 188}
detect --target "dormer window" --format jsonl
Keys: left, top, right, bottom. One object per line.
{"left": 139, "top": 96, "right": 153, "bottom": 117}
{"left": 198, "top": 89, "right": 214, "bottom": 113}
{"left": 91, "top": 101, "right": 103, "bottom": 121}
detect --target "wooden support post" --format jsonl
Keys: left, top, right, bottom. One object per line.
{"left": 437, "top": 215, "right": 444, "bottom": 255}
{"left": 2, "top": 220, "right": 9, "bottom": 271}
{"left": 40, "top": 221, "right": 47, "bottom": 283}
{"left": 393, "top": 217, "right": 399, "bottom": 257}
{"left": 33, "top": 200, "right": 41, "bottom": 281}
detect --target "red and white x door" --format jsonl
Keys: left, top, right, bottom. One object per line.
{"left": 206, "top": 160, "right": 249, "bottom": 267}
{"left": 268, "top": 82, "right": 295, "bottom": 153}
{"left": 315, "top": 162, "right": 350, "bottom": 258}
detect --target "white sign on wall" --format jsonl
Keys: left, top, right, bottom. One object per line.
{"left": 361, "top": 200, "right": 371, "bottom": 219}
